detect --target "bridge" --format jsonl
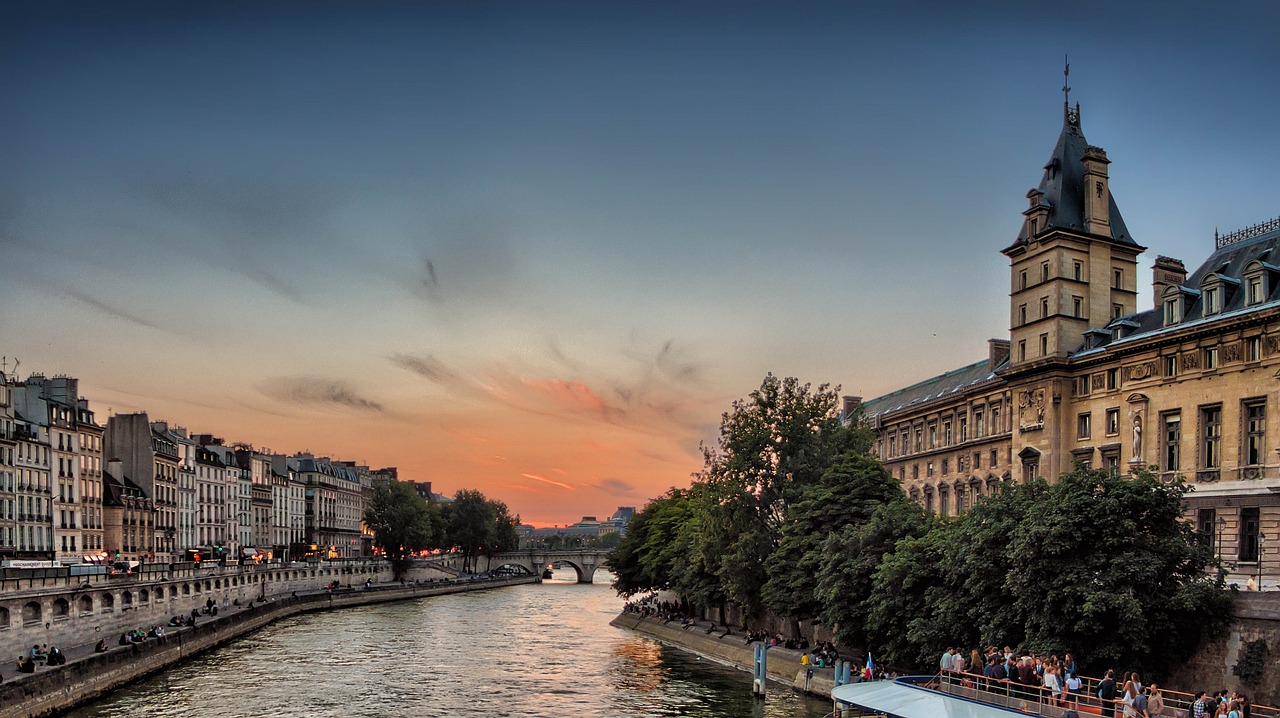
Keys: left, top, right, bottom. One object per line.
{"left": 488, "top": 549, "right": 612, "bottom": 584}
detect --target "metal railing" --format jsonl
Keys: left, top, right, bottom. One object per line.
{"left": 935, "top": 668, "right": 1277, "bottom": 718}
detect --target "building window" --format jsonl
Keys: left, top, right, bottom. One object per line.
{"left": 975, "top": 411, "right": 985, "bottom": 437}
{"left": 1040, "top": 333, "right": 1048, "bottom": 356}
{"left": 1163, "top": 298, "right": 1180, "bottom": 326}
{"left": 1245, "top": 399, "right": 1266, "bottom": 466}
{"left": 1020, "top": 270, "right": 1027, "bottom": 291}
{"left": 1041, "top": 261, "right": 1049, "bottom": 282}
{"left": 1204, "top": 347, "right": 1219, "bottom": 370}
{"left": 1073, "top": 261, "right": 1082, "bottom": 281}
{"left": 1106, "top": 368, "right": 1119, "bottom": 390}
{"left": 973, "top": 452, "right": 981, "bottom": 470}
{"left": 1247, "top": 275, "right": 1264, "bottom": 305}
{"left": 1239, "top": 507, "right": 1260, "bottom": 563}
{"left": 926, "top": 462, "right": 934, "bottom": 478}
{"left": 990, "top": 448, "right": 998, "bottom": 467}
{"left": 959, "top": 417, "right": 968, "bottom": 442}
{"left": 938, "top": 488, "right": 949, "bottom": 517}
{"left": 941, "top": 459, "right": 949, "bottom": 476}
{"left": 1204, "top": 286, "right": 1219, "bottom": 314}
{"left": 992, "top": 407, "right": 1000, "bottom": 434}
{"left": 1073, "top": 296, "right": 1083, "bottom": 317}
{"left": 1077, "top": 413, "right": 1091, "bottom": 439}
{"left": 1197, "top": 508, "right": 1216, "bottom": 549}
{"left": 1163, "top": 412, "right": 1181, "bottom": 472}
{"left": 1164, "top": 355, "right": 1177, "bottom": 378}
{"left": 1113, "top": 303, "right": 1123, "bottom": 319}
{"left": 1075, "top": 375, "right": 1091, "bottom": 396}
{"left": 912, "top": 464, "right": 919, "bottom": 480}
{"left": 1019, "top": 305, "right": 1027, "bottom": 325}
{"left": 915, "top": 429, "right": 923, "bottom": 452}
{"left": 1247, "top": 336, "right": 1262, "bottom": 362}
{"left": 1041, "top": 297, "right": 1049, "bottom": 318}
{"left": 1113, "top": 268, "right": 1123, "bottom": 289}
{"left": 1201, "top": 405, "right": 1222, "bottom": 469}
{"left": 1106, "top": 408, "right": 1120, "bottom": 436}
{"left": 1018, "top": 341, "right": 1026, "bottom": 362}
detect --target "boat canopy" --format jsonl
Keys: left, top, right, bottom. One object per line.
{"left": 832, "top": 677, "right": 1042, "bottom": 718}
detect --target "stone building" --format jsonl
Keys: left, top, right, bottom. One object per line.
{"left": 857, "top": 98, "right": 1280, "bottom": 583}
{"left": 103, "top": 413, "right": 181, "bottom": 562}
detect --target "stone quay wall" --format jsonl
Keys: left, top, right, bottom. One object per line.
{"left": 0, "top": 574, "right": 539, "bottom": 718}
{"left": 0, "top": 560, "right": 408, "bottom": 661}
{"left": 610, "top": 612, "right": 839, "bottom": 699}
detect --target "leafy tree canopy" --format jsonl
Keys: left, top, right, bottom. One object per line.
{"left": 364, "top": 480, "right": 443, "bottom": 579}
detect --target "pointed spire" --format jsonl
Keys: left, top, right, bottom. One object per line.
{"left": 1063, "top": 55, "right": 1071, "bottom": 106}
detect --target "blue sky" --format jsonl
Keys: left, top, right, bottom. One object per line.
{"left": 3, "top": 1, "right": 1278, "bottom": 524}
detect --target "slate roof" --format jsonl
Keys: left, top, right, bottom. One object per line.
{"left": 1008, "top": 103, "right": 1136, "bottom": 248}
{"left": 1076, "top": 219, "right": 1280, "bottom": 357}
{"left": 863, "top": 356, "right": 1006, "bottom": 421}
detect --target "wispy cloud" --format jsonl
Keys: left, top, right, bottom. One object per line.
{"left": 61, "top": 288, "right": 168, "bottom": 332}
{"left": 521, "top": 473, "right": 575, "bottom": 491}
{"left": 259, "top": 376, "right": 385, "bottom": 414}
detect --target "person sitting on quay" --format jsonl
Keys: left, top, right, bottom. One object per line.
{"left": 95, "top": 639, "right": 108, "bottom": 654}
{"left": 16, "top": 656, "right": 35, "bottom": 674}
{"left": 45, "top": 646, "right": 65, "bottom": 667}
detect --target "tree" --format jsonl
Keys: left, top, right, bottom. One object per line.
{"left": 696, "top": 374, "right": 861, "bottom": 620}
{"left": 443, "top": 489, "right": 497, "bottom": 573}
{"left": 364, "top": 480, "right": 442, "bottom": 580}
{"left": 482, "top": 499, "right": 521, "bottom": 568}
{"left": 763, "top": 452, "right": 901, "bottom": 623}
{"left": 608, "top": 490, "right": 692, "bottom": 596}
{"left": 1006, "top": 467, "right": 1229, "bottom": 678}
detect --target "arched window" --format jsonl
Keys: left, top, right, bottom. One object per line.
{"left": 121, "top": 591, "right": 133, "bottom": 607}
{"left": 214, "top": 579, "right": 221, "bottom": 590}
{"left": 139, "top": 588, "right": 150, "bottom": 602}
{"left": 22, "top": 601, "right": 42, "bottom": 624}
{"left": 53, "top": 598, "right": 70, "bottom": 619}
{"left": 101, "top": 593, "right": 115, "bottom": 610}
{"left": 155, "top": 586, "right": 165, "bottom": 600}
{"left": 79, "top": 595, "right": 94, "bottom": 615}
{"left": 0, "top": 606, "right": 10, "bottom": 628}
{"left": 193, "top": 582, "right": 202, "bottom": 594}
{"left": 182, "top": 583, "right": 191, "bottom": 595}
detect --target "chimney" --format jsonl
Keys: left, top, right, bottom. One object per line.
{"left": 107, "top": 458, "right": 124, "bottom": 480}
{"left": 1152, "top": 256, "right": 1187, "bottom": 309}
{"left": 841, "top": 395, "right": 862, "bottom": 421}
{"left": 989, "top": 338, "right": 1011, "bottom": 367}
{"left": 1082, "top": 146, "right": 1112, "bottom": 236}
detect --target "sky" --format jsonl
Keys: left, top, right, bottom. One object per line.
{"left": 3, "top": 1, "right": 1279, "bottom": 526}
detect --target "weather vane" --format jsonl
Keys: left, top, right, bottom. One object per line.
{"left": 1063, "top": 55, "right": 1071, "bottom": 105}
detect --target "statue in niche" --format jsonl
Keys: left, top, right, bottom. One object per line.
{"left": 1131, "top": 412, "right": 1143, "bottom": 461}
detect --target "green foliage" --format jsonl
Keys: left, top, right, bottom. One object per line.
{"left": 1233, "top": 638, "right": 1268, "bottom": 685}
{"left": 364, "top": 480, "right": 443, "bottom": 579}
{"left": 442, "top": 488, "right": 519, "bottom": 573}
{"left": 763, "top": 452, "right": 903, "bottom": 621}
{"left": 696, "top": 374, "right": 863, "bottom": 619}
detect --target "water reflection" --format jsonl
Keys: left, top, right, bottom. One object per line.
{"left": 65, "top": 574, "right": 831, "bottom": 718}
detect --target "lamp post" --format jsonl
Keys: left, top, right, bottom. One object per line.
{"left": 1259, "top": 532, "right": 1266, "bottom": 592}
{"left": 1217, "top": 516, "right": 1227, "bottom": 582}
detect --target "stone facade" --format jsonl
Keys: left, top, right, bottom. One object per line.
{"left": 858, "top": 100, "right": 1280, "bottom": 586}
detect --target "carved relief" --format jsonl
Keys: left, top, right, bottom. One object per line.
{"left": 1267, "top": 335, "right": 1280, "bottom": 355}
{"left": 1181, "top": 352, "right": 1200, "bottom": 370}
{"left": 1124, "top": 362, "right": 1157, "bottom": 381}
{"left": 1017, "top": 388, "right": 1046, "bottom": 427}
{"left": 1223, "top": 343, "right": 1242, "bottom": 362}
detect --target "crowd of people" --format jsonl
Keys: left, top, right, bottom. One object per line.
{"left": 13, "top": 643, "right": 66, "bottom": 675}
{"left": 934, "top": 645, "right": 1257, "bottom": 718}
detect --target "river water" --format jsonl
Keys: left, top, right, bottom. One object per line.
{"left": 64, "top": 570, "right": 832, "bottom": 718}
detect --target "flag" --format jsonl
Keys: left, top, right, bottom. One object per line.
{"left": 864, "top": 651, "right": 874, "bottom": 680}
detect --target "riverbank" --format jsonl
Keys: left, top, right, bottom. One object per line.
{"left": 609, "top": 612, "right": 840, "bottom": 700}
{"left": 0, "top": 575, "right": 539, "bottom": 718}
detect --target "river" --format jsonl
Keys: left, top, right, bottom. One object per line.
{"left": 64, "top": 569, "right": 832, "bottom": 717}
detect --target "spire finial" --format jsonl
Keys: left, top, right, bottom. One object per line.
{"left": 1063, "top": 55, "right": 1071, "bottom": 105}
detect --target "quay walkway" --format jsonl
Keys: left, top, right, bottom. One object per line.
{"left": 0, "top": 574, "right": 537, "bottom": 718}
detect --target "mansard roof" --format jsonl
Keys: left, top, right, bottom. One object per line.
{"left": 1009, "top": 103, "right": 1136, "bottom": 248}
{"left": 1075, "top": 218, "right": 1280, "bottom": 357}
{"left": 863, "top": 356, "right": 1006, "bottom": 421}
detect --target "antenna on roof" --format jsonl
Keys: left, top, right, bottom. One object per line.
{"left": 1062, "top": 55, "right": 1071, "bottom": 105}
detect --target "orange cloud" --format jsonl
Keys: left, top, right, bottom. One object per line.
{"left": 520, "top": 472, "right": 575, "bottom": 491}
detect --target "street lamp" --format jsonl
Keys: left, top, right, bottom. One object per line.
{"left": 1217, "top": 516, "right": 1227, "bottom": 582}
{"left": 1259, "top": 533, "right": 1267, "bottom": 592}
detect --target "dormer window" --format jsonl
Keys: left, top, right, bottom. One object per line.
{"left": 1163, "top": 297, "right": 1180, "bottom": 326}
{"left": 1203, "top": 286, "right": 1219, "bottom": 314}
{"left": 1248, "top": 275, "right": 1264, "bottom": 305}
